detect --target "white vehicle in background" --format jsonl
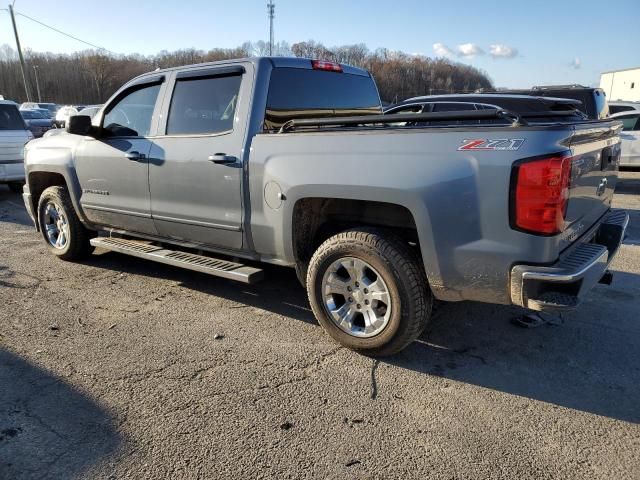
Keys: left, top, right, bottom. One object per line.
{"left": 608, "top": 101, "right": 640, "bottom": 115}
{"left": 611, "top": 111, "right": 640, "bottom": 167}
{"left": 55, "top": 105, "right": 79, "bottom": 128}
{"left": 1, "top": 100, "right": 33, "bottom": 192}
{"left": 75, "top": 105, "right": 102, "bottom": 121}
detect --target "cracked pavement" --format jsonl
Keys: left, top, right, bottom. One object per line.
{"left": 1, "top": 172, "right": 640, "bottom": 479}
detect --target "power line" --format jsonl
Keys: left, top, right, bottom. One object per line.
{"left": 15, "top": 10, "right": 113, "bottom": 53}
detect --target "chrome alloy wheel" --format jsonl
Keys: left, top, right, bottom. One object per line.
{"left": 43, "top": 202, "right": 69, "bottom": 249}
{"left": 321, "top": 257, "right": 392, "bottom": 338}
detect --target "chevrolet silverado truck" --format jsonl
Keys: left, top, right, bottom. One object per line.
{"left": 21, "top": 57, "right": 628, "bottom": 356}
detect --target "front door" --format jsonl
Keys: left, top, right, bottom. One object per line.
{"left": 75, "top": 80, "right": 164, "bottom": 235}
{"left": 149, "top": 66, "right": 247, "bottom": 249}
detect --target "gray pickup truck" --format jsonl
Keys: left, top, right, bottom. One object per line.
{"left": 21, "top": 57, "right": 628, "bottom": 355}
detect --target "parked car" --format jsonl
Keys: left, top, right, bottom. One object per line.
{"left": 55, "top": 105, "right": 79, "bottom": 127}
{"left": 21, "top": 57, "right": 627, "bottom": 356}
{"left": 1, "top": 100, "right": 33, "bottom": 192}
{"left": 611, "top": 111, "right": 640, "bottom": 167}
{"left": 473, "top": 85, "right": 608, "bottom": 119}
{"left": 385, "top": 94, "right": 586, "bottom": 124}
{"left": 20, "top": 109, "right": 55, "bottom": 138}
{"left": 608, "top": 101, "right": 640, "bottom": 115}
{"left": 75, "top": 105, "right": 102, "bottom": 121}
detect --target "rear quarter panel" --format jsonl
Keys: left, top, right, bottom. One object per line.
{"left": 248, "top": 125, "right": 579, "bottom": 304}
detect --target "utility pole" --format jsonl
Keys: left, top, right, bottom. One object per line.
{"left": 33, "top": 65, "right": 41, "bottom": 102}
{"left": 8, "top": 3, "right": 32, "bottom": 102}
{"left": 267, "top": 0, "right": 275, "bottom": 56}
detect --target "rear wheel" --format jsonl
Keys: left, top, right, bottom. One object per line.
{"left": 307, "top": 228, "right": 432, "bottom": 356}
{"left": 8, "top": 182, "right": 23, "bottom": 194}
{"left": 37, "top": 186, "right": 94, "bottom": 260}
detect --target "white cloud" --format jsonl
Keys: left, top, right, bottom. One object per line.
{"left": 489, "top": 44, "right": 518, "bottom": 59}
{"left": 457, "top": 43, "right": 484, "bottom": 58}
{"left": 569, "top": 57, "right": 581, "bottom": 69}
{"left": 433, "top": 42, "right": 454, "bottom": 58}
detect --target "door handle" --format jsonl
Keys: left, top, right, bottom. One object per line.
{"left": 208, "top": 153, "right": 237, "bottom": 165}
{"left": 125, "top": 151, "right": 145, "bottom": 161}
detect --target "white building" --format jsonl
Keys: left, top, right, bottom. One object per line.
{"left": 600, "top": 67, "right": 640, "bottom": 102}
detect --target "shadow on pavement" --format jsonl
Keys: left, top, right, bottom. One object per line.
{"left": 615, "top": 175, "right": 640, "bottom": 195}
{"left": 0, "top": 349, "right": 122, "bottom": 479}
{"left": 87, "top": 251, "right": 317, "bottom": 325}
{"left": 388, "top": 293, "right": 640, "bottom": 424}
{"left": 88, "top": 251, "right": 640, "bottom": 425}
{"left": 0, "top": 186, "right": 33, "bottom": 228}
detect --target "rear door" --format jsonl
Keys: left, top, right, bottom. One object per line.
{"left": 148, "top": 64, "right": 249, "bottom": 250}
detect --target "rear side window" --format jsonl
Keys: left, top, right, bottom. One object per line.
{"left": 432, "top": 102, "right": 477, "bottom": 112}
{"left": 619, "top": 115, "right": 640, "bottom": 131}
{"left": 609, "top": 105, "right": 634, "bottom": 115}
{"left": 264, "top": 68, "right": 382, "bottom": 131}
{"left": 0, "top": 104, "right": 26, "bottom": 131}
{"left": 167, "top": 74, "right": 242, "bottom": 135}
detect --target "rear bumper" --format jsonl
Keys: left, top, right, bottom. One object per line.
{"left": 511, "top": 209, "right": 629, "bottom": 310}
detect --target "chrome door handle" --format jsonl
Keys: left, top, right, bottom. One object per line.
{"left": 125, "top": 151, "right": 145, "bottom": 161}
{"left": 208, "top": 154, "right": 237, "bottom": 165}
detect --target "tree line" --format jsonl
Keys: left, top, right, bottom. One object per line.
{"left": 0, "top": 41, "right": 493, "bottom": 105}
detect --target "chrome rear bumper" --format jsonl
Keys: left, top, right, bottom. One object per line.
{"left": 511, "top": 209, "right": 629, "bottom": 310}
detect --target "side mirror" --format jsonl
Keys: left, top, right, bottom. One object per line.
{"left": 66, "top": 115, "right": 93, "bottom": 136}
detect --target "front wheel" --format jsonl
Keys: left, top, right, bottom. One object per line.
{"left": 37, "top": 186, "right": 94, "bottom": 260}
{"left": 307, "top": 228, "right": 432, "bottom": 356}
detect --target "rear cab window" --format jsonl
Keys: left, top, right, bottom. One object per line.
{"left": 0, "top": 104, "right": 27, "bottom": 131}
{"left": 264, "top": 67, "right": 381, "bottom": 131}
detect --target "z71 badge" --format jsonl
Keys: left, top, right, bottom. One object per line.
{"left": 458, "top": 138, "right": 525, "bottom": 151}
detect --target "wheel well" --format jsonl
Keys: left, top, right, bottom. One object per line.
{"left": 292, "top": 198, "right": 419, "bottom": 264}
{"left": 28, "top": 171, "right": 67, "bottom": 212}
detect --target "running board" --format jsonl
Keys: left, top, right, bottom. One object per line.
{"left": 90, "top": 237, "right": 264, "bottom": 284}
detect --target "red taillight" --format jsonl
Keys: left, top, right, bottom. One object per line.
{"left": 513, "top": 154, "right": 572, "bottom": 235}
{"left": 311, "top": 60, "right": 343, "bottom": 73}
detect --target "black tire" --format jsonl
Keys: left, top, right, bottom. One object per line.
{"left": 295, "top": 261, "right": 308, "bottom": 287}
{"left": 8, "top": 181, "right": 24, "bottom": 194}
{"left": 307, "top": 228, "right": 432, "bottom": 356}
{"left": 37, "top": 186, "right": 94, "bottom": 261}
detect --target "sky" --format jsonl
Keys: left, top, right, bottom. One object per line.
{"left": 0, "top": 0, "right": 638, "bottom": 88}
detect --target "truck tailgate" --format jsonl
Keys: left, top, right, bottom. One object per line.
{"left": 561, "top": 121, "right": 622, "bottom": 250}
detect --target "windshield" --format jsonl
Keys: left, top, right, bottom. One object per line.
{"left": 21, "top": 110, "right": 45, "bottom": 119}
{"left": 0, "top": 104, "right": 27, "bottom": 130}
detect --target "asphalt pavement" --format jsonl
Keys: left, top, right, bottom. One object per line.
{"left": 1, "top": 172, "right": 639, "bottom": 479}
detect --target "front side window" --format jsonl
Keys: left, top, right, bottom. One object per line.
{"left": 103, "top": 83, "right": 161, "bottom": 137}
{"left": 166, "top": 74, "right": 242, "bottom": 135}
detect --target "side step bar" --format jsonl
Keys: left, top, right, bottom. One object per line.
{"left": 90, "top": 237, "right": 264, "bottom": 284}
